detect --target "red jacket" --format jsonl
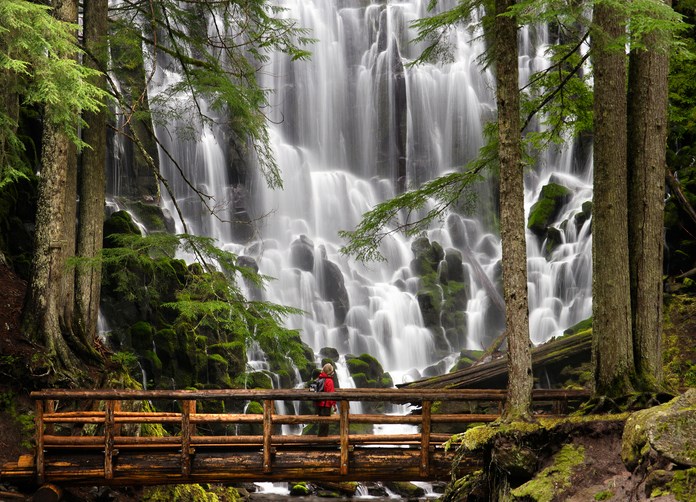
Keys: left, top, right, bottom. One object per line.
{"left": 316, "top": 372, "right": 336, "bottom": 408}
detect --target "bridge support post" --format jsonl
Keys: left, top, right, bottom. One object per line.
{"left": 420, "top": 400, "right": 431, "bottom": 477}
{"left": 339, "top": 400, "right": 349, "bottom": 475}
{"left": 181, "top": 400, "right": 195, "bottom": 476}
{"left": 263, "top": 400, "right": 273, "bottom": 473}
{"left": 35, "top": 400, "right": 45, "bottom": 484}
{"left": 104, "top": 400, "right": 115, "bottom": 479}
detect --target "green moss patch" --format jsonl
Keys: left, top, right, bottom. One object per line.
{"left": 511, "top": 444, "right": 585, "bottom": 502}
{"left": 141, "top": 484, "right": 241, "bottom": 501}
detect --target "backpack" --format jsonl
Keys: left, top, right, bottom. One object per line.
{"left": 308, "top": 377, "right": 325, "bottom": 392}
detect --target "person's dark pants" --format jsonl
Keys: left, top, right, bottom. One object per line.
{"left": 317, "top": 406, "right": 331, "bottom": 436}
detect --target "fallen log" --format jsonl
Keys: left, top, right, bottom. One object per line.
{"left": 400, "top": 331, "right": 592, "bottom": 390}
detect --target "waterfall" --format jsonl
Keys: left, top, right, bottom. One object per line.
{"left": 116, "top": 0, "right": 593, "bottom": 389}
{"left": 249, "top": 0, "right": 592, "bottom": 377}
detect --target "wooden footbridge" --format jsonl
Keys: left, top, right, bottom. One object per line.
{"left": 1, "top": 388, "right": 588, "bottom": 488}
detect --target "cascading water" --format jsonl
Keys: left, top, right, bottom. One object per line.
{"left": 243, "top": 0, "right": 592, "bottom": 383}
{"left": 127, "top": 0, "right": 595, "bottom": 384}
{"left": 106, "top": 0, "right": 595, "bottom": 497}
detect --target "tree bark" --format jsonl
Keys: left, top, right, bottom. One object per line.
{"left": 75, "top": 0, "right": 108, "bottom": 351}
{"left": 495, "top": 0, "right": 533, "bottom": 421}
{"left": 591, "top": 1, "right": 635, "bottom": 397}
{"left": 627, "top": 0, "right": 671, "bottom": 389}
{"left": 22, "top": 0, "right": 80, "bottom": 375}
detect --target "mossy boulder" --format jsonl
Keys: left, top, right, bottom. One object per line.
{"left": 451, "top": 349, "right": 485, "bottom": 372}
{"left": 544, "top": 226, "right": 563, "bottom": 257}
{"left": 385, "top": 481, "right": 426, "bottom": 498}
{"left": 665, "top": 467, "right": 696, "bottom": 500}
{"left": 243, "top": 371, "right": 273, "bottom": 389}
{"left": 444, "top": 248, "right": 466, "bottom": 282}
{"left": 528, "top": 183, "right": 572, "bottom": 237}
{"left": 207, "top": 354, "right": 231, "bottom": 387}
{"left": 563, "top": 317, "right": 592, "bottom": 335}
{"left": 574, "top": 200, "right": 592, "bottom": 230}
{"left": 346, "top": 353, "right": 393, "bottom": 413}
{"left": 441, "top": 471, "right": 486, "bottom": 502}
{"left": 130, "top": 321, "right": 155, "bottom": 352}
{"left": 319, "top": 346, "right": 340, "bottom": 361}
{"left": 345, "top": 353, "right": 389, "bottom": 387}
{"left": 235, "top": 400, "right": 264, "bottom": 436}
{"left": 153, "top": 329, "right": 176, "bottom": 365}
{"left": 410, "top": 236, "right": 444, "bottom": 276}
{"left": 289, "top": 481, "right": 312, "bottom": 495}
{"left": 208, "top": 341, "right": 245, "bottom": 376}
{"left": 103, "top": 210, "right": 141, "bottom": 247}
{"left": 510, "top": 444, "right": 585, "bottom": 502}
{"left": 410, "top": 238, "right": 469, "bottom": 353}
{"left": 317, "top": 257, "right": 350, "bottom": 324}
{"left": 622, "top": 389, "right": 696, "bottom": 471}
{"left": 142, "top": 349, "right": 162, "bottom": 385}
{"left": 141, "top": 483, "right": 242, "bottom": 501}
{"left": 127, "top": 201, "right": 174, "bottom": 233}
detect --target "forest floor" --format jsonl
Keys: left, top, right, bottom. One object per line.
{"left": 0, "top": 263, "right": 31, "bottom": 476}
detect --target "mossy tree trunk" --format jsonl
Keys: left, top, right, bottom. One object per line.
{"left": 495, "top": 0, "right": 533, "bottom": 421}
{"left": 22, "top": 0, "right": 81, "bottom": 376}
{"left": 591, "top": 1, "right": 635, "bottom": 397}
{"left": 74, "top": 0, "right": 108, "bottom": 355}
{"left": 627, "top": 0, "right": 671, "bottom": 389}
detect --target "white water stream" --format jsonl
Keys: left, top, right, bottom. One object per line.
{"left": 109, "top": 0, "right": 594, "bottom": 497}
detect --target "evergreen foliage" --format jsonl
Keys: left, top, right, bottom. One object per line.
{"left": 0, "top": 0, "right": 106, "bottom": 185}
{"left": 107, "top": 0, "right": 313, "bottom": 189}
{"left": 100, "top": 227, "right": 310, "bottom": 387}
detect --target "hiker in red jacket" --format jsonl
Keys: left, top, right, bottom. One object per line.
{"left": 316, "top": 363, "right": 336, "bottom": 436}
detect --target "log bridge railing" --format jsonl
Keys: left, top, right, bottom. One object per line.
{"left": 1, "top": 388, "right": 589, "bottom": 486}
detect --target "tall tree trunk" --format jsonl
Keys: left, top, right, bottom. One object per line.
{"left": 496, "top": 0, "right": 533, "bottom": 421}
{"left": 22, "top": 0, "right": 80, "bottom": 376}
{"left": 63, "top": 134, "right": 78, "bottom": 330}
{"left": 627, "top": 0, "right": 671, "bottom": 389}
{"left": 591, "top": 1, "right": 634, "bottom": 397}
{"left": 75, "top": 0, "right": 108, "bottom": 352}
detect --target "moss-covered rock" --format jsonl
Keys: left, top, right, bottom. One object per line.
{"left": 544, "top": 226, "right": 563, "bottom": 257}
{"left": 409, "top": 237, "right": 470, "bottom": 353}
{"left": 510, "top": 444, "right": 585, "bottom": 502}
{"left": 141, "top": 483, "right": 242, "bottom": 501}
{"left": 289, "top": 481, "right": 312, "bottom": 495}
{"left": 130, "top": 321, "right": 155, "bottom": 352}
{"left": 664, "top": 295, "right": 696, "bottom": 390}
{"left": 451, "top": 349, "right": 485, "bottom": 372}
{"left": 207, "top": 354, "right": 232, "bottom": 387}
{"left": 622, "top": 389, "right": 696, "bottom": 470}
{"left": 103, "top": 210, "right": 141, "bottom": 247}
{"left": 345, "top": 353, "right": 391, "bottom": 388}
{"left": 127, "top": 201, "right": 173, "bottom": 233}
{"left": 410, "top": 236, "right": 444, "bottom": 276}
{"left": 574, "top": 200, "right": 593, "bottom": 230}
{"left": 242, "top": 371, "right": 273, "bottom": 389}
{"left": 208, "top": 341, "right": 245, "bottom": 376}
{"left": 440, "top": 470, "right": 486, "bottom": 502}
{"left": 666, "top": 467, "right": 696, "bottom": 501}
{"left": 528, "top": 183, "right": 572, "bottom": 237}
{"left": 385, "top": 481, "right": 426, "bottom": 498}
